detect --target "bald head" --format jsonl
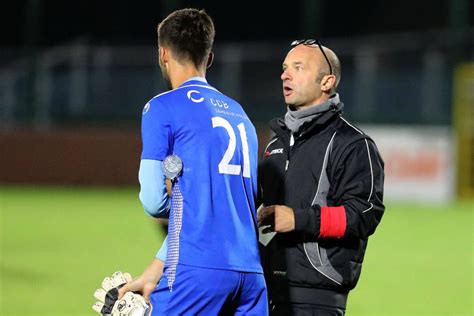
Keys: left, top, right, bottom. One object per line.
{"left": 281, "top": 43, "right": 341, "bottom": 108}
{"left": 320, "top": 46, "right": 341, "bottom": 90}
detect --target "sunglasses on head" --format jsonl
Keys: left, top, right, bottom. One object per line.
{"left": 290, "top": 39, "right": 333, "bottom": 75}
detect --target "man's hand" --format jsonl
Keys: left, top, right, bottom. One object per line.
{"left": 118, "top": 259, "right": 165, "bottom": 301}
{"left": 258, "top": 205, "right": 295, "bottom": 232}
{"left": 92, "top": 271, "right": 151, "bottom": 316}
{"left": 165, "top": 179, "right": 173, "bottom": 197}
{"left": 117, "top": 276, "right": 157, "bottom": 302}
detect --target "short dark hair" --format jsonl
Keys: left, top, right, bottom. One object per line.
{"left": 157, "top": 8, "right": 215, "bottom": 69}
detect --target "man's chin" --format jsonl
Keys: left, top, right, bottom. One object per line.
{"left": 284, "top": 97, "right": 295, "bottom": 106}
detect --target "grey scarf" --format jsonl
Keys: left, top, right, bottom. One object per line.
{"left": 284, "top": 94, "right": 340, "bottom": 133}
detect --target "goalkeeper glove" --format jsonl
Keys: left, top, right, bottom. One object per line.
{"left": 92, "top": 271, "right": 150, "bottom": 316}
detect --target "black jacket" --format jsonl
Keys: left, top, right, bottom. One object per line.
{"left": 258, "top": 102, "right": 385, "bottom": 308}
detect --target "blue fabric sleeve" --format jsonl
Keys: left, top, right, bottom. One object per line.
{"left": 139, "top": 159, "right": 170, "bottom": 217}
{"left": 141, "top": 100, "right": 173, "bottom": 160}
{"left": 155, "top": 235, "right": 168, "bottom": 261}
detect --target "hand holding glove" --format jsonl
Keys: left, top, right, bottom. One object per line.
{"left": 92, "top": 271, "right": 150, "bottom": 316}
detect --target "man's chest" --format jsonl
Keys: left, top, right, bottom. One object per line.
{"left": 260, "top": 135, "right": 333, "bottom": 205}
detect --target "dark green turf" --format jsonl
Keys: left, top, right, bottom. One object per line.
{"left": 1, "top": 186, "right": 472, "bottom": 315}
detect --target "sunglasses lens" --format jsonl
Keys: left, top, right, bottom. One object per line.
{"left": 291, "top": 39, "right": 302, "bottom": 46}
{"left": 291, "top": 39, "right": 318, "bottom": 46}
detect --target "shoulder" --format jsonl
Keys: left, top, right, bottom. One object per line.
{"left": 329, "top": 115, "right": 380, "bottom": 157}
{"left": 141, "top": 96, "right": 166, "bottom": 118}
{"left": 262, "top": 118, "right": 287, "bottom": 150}
{"left": 140, "top": 92, "right": 178, "bottom": 126}
{"left": 149, "top": 89, "right": 181, "bottom": 106}
{"left": 334, "top": 115, "right": 366, "bottom": 137}
{"left": 142, "top": 86, "right": 193, "bottom": 114}
{"left": 330, "top": 115, "right": 375, "bottom": 145}
{"left": 326, "top": 117, "right": 385, "bottom": 173}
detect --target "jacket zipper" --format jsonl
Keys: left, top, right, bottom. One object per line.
{"left": 284, "top": 134, "right": 294, "bottom": 171}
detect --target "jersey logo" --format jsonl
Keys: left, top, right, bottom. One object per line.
{"left": 264, "top": 148, "right": 284, "bottom": 157}
{"left": 142, "top": 102, "right": 150, "bottom": 115}
{"left": 187, "top": 90, "right": 205, "bottom": 103}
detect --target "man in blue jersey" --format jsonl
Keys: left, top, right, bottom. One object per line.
{"left": 118, "top": 8, "right": 267, "bottom": 315}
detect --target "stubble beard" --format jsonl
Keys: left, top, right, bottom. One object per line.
{"left": 159, "top": 61, "right": 172, "bottom": 91}
{"left": 284, "top": 94, "right": 298, "bottom": 108}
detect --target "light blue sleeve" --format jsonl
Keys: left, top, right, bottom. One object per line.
{"left": 138, "top": 159, "right": 170, "bottom": 218}
{"left": 156, "top": 235, "right": 168, "bottom": 261}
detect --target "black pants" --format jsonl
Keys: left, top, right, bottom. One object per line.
{"left": 270, "top": 303, "right": 345, "bottom": 316}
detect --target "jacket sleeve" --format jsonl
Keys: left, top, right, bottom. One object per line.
{"left": 328, "top": 137, "right": 385, "bottom": 239}
{"left": 293, "top": 137, "right": 384, "bottom": 240}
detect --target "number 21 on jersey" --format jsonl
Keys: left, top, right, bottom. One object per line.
{"left": 211, "top": 117, "right": 250, "bottom": 178}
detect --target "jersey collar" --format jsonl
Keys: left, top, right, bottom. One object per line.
{"left": 180, "top": 77, "right": 208, "bottom": 87}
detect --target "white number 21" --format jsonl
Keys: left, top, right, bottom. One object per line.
{"left": 211, "top": 117, "right": 250, "bottom": 178}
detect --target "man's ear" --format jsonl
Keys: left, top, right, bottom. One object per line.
{"left": 321, "top": 74, "right": 336, "bottom": 93}
{"left": 159, "top": 46, "right": 169, "bottom": 64}
{"left": 206, "top": 52, "right": 214, "bottom": 69}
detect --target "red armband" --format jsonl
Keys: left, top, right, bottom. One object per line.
{"left": 319, "top": 206, "right": 346, "bottom": 238}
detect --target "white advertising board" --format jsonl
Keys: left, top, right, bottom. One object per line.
{"left": 362, "top": 126, "right": 454, "bottom": 202}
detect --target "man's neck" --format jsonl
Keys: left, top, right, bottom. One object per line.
{"left": 294, "top": 93, "right": 332, "bottom": 110}
{"left": 170, "top": 62, "right": 206, "bottom": 89}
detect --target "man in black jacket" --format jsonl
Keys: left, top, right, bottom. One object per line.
{"left": 258, "top": 39, "right": 385, "bottom": 315}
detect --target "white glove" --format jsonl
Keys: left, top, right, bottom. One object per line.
{"left": 92, "top": 271, "right": 150, "bottom": 316}
{"left": 110, "top": 292, "right": 151, "bottom": 316}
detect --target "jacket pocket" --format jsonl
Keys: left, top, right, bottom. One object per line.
{"left": 303, "top": 241, "right": 343, "bottom": 285}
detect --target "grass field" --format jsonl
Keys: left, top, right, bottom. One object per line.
{"left": 0, "top": 186, "right": 472, "bottom": 316}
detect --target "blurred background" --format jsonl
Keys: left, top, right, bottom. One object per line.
{"left": 0, "top": 0, "right": 473, "bottom": 315}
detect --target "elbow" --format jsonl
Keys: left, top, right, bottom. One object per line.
{"left": 139, "top": 191, "right": 169, "bottom": 218}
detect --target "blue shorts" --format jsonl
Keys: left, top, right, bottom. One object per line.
{"left": 150, "top": 264, "right": 268, "bottom": 315}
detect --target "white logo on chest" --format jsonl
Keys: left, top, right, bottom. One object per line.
{"left": 270, "top": 148, "right": 284, "bottom": 155}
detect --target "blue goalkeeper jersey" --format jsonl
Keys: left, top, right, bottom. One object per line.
{"left": 141, "top": 78, "right": 262, "bottom": 274}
